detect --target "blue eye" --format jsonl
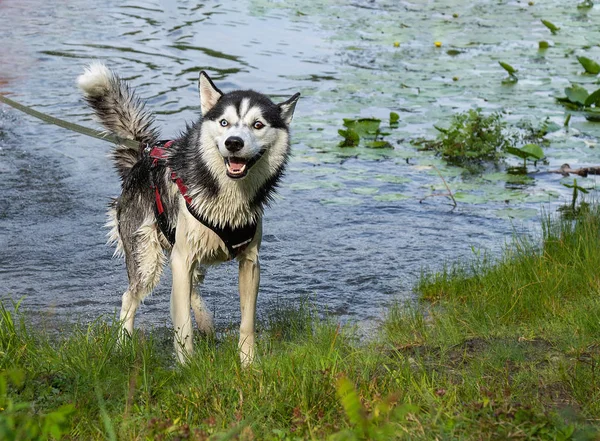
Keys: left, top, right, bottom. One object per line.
{"left": 220, "top": 119, "right": 229, "bottom": 127}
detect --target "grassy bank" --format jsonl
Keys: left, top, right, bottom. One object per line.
{"left": 3, "top": 209, "right": 600, "bottom": 440}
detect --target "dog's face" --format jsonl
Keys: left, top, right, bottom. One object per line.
{"left": 199, "top": 72, "right": 300, "bottom": 180}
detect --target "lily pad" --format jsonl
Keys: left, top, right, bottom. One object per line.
{"left": 564, "top": 84, "right": 589, "bottom": 106}
{"left": 577, "top": 56, "right": 600, "bottom": 75}
{"left": 374, "top": 174, "right": 411, "bottom": 184}
{"left": 365, "top": 140, "right": 393, "bottom": 149}
{"left": 498, "top": 61, "right": 517, "bottom": 76}
{"left": 495, "top": 208, "right": 539, "bottom": 220}
{"left": 338, "top": 128, "right": 359, "bottom": 147}
{"left": 520, "top": 143, "right": 544, "bottom": 160}
{"left": 373, "top": 193, "right": 409, "bottom": 202}
{"left": 352, "top": 187, "right": 379, "bottom": 195}
{"left": 343, "top": 118, "right": 381, "bottom": 137}
{"left": 320, "top": 197, "right": 362, "bottom": 206}
{"left": 541, "top": 19, "right": 560, "bottom": 34}
{"left": 289, "top": 181, "right": 344, "bottom": 191}
{"left": 584, "top": 88, "right": 600, "bottom": 107}
{"left": 505, "top": 144, "right": 543, "bottom": 164}
{"left": 577, "top": 0, "right": 594, "bottom": 8}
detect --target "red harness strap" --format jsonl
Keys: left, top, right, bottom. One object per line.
{"left": 171, "top": 171, "right": 192, "bottom": 205}
{"left": 150, "top": 140, "right": 173, "bottom": 216}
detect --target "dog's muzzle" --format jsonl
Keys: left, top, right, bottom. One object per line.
{"left": 224, "top": 149, "right": 266, "bottom": 179}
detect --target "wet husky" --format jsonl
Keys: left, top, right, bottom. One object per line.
{"left": 78, "top": 63, "right": 299, "bottom": 365}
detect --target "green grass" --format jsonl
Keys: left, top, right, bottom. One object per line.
{"left": 3, "top": 209, "right": 600, "bottom": 439}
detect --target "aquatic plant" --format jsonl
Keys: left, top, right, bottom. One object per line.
{"left": 559, "top": 178, "right": 591, "bottom": 219}
{"left": 499, "top": 61, "right": 518, "bottom": 83}
{"left": 541, "top": 19, "right": 560, "bottom": 34}
{"left": 505, "top": 143, "right": 544, "bottom": 169}
{"left": 556, "top": 83, "right": 600, "bottom": 121}
{"left": 577, "top": 56, "right": 600, "bottom": 75}
{"left": 420, "top": 109, "right": 513, "bottom": 165}
{"left": 338, "top": 113, "right": 396, "bottom": 148}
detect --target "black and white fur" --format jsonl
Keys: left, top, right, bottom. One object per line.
{"left": 78, "top": 63, "right": 299, "bottom": 365}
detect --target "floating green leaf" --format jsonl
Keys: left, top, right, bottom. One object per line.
{"left": 584, "top": 88, "right": 600, "bottom": 107}
{"left": 499, "top": 61, "right": 517, "bottom": 76}
{"left": 520, "top": 143, "right": 544, "bottom": 160}
{"left": 506, "top": 143, "right": 544, "bottom": 168}
{"left": 564, "top": 84, "right": 589, "bottom": 106}
{"left": 343, "top": 118, "right": 381, "bottom": 137}
{"left": 495, "top": 208, "right": 539, "bottom": 220}
{"left": 538, "top": 41, "right": 549, "bottom": 49}
{"left": 389, "top": 111, "right": 399, "bottom": 128}
{"left": 506, "top": 147, "right": 530, "bottom": 160}
{"left": 577, "top": 56, "right": 600, "bottom": 74}
{"left": 365, "top": 140, "right": 393, "bottom": 149}
{"left": 338, "top": 128, "right": 359, "bottom": 147}
{"left": 541, "top": 19, "right": 560, "bottom": 34}
{"left": 352, "top": 187, "right": 379, "bottom": 195}
{"left": 373, "top": 193, "right": 409, "bottom": 202}
{"left": 540, "top": 119, "right": 561, "bottom": 133}
{"left": 577, "top": 0, "right": 594, "bottom": 8}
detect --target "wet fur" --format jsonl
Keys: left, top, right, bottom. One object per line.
{"left": 78, "top": 63, "right": 299, "bottom": 365}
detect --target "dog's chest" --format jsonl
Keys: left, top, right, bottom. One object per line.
{"left": 175, "top": 198, "right": 231, "bottom": 265}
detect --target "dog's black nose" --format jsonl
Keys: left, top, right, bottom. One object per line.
{"left": 225, "top": 136, "right": 244, "bottom": 152}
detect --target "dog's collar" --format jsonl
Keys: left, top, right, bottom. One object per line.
{"left": 146, "top": 140, "right": 257, "bottom": 258}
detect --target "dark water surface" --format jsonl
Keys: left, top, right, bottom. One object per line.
{"left": 1, "top": 0, "right": 597, "bottom": 331}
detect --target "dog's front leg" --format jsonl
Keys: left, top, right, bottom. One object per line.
{"left": 170, "top": 243, "right": 194, "bottom": 363}
{"left": 238, "top": 252, "right": 260, "bottom": 367}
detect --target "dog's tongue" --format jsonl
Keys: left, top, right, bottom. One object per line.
{"left": 228, "top": 158, "right": 247, "bottom": 173}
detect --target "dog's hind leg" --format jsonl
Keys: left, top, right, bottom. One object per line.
{"left": 191, "top": 266, "right": 214, "bottom": 335}
{"left": 119, "top": 218, "right": 166, "bottom": 340}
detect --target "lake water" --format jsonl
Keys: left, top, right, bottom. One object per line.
{"left": 1, "top": 0, "right": 599, "bottom": 331}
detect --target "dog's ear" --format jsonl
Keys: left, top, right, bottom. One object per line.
{"left": 198, "top": 71, "right": 223, "bottom": 116}
{"left": 278, "top": 93, "right": 300, "bottom": 125}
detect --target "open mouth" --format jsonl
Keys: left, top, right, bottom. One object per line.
{"left": 225, "top": 157, "right": 248, "bottom": 179}
{"left": 224, "top": 150, "right": 266, "bottom": 179}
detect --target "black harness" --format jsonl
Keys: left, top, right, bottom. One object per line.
{"left": 146, "top": 140, "right": 257, "bottom": 259}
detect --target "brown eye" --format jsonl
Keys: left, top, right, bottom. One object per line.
{"left": 253, "top": 121, "right": 265, "bottom": 130}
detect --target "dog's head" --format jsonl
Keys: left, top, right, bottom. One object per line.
{"left": 198, "top": 71, "right": 300, "bottom": 180}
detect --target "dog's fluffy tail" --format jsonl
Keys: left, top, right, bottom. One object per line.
{"left": 78, "top": 63, "right": 159, "bottom": 179}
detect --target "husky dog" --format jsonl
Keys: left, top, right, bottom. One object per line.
{"left": 78, "top": 63, "right": 299, "bottom": 366}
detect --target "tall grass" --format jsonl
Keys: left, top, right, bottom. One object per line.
{"left": 397, "top": 208, "right": 600, "bottom": 344}
{"left": 2, "top": 209, "right": 600, "bottom": 439}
